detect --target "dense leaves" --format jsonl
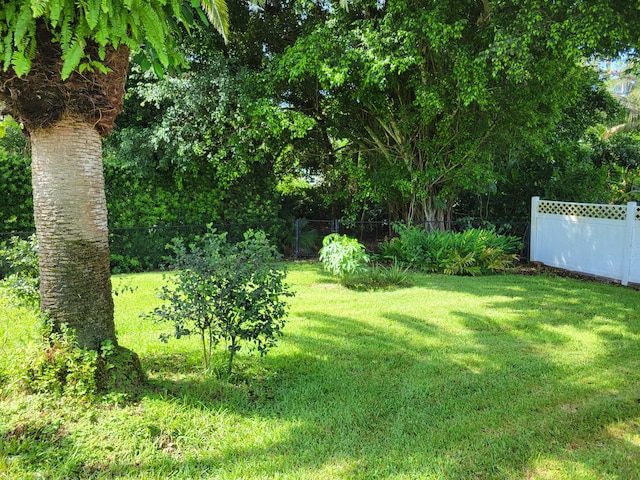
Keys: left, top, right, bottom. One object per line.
{"left": 3, "top": 0, "right": 640, "bottom": 254}
{"left": 0, "top": 234, "right": 39, "bottom": 304}
{"left": 319, "top": 233, "right": 370, "bottom": 280}
{"left": 378, "top": 225, "right": 522, "bottom": 275}
{"left": 267, "top": 0, "right": 635, "bottom": 224}
{"left": 151, "top": 229, "right": 293, "bottom": 375}
{"left": 0, "top": 134, "right": 32, "bottom": 232}
{"left": 0, "top": 0, "right": 228, "bottom": 79}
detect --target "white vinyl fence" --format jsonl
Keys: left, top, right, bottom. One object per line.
{"left": 530, "top": 196, "right": 640, "bottom": 286}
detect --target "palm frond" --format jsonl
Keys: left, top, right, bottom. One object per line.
{"left": 603, "top": 121, "right": 640, "bottom": 139}
{"left": 199, "top": 0, "right": 229, "bottom": 44}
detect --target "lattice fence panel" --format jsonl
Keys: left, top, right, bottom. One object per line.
{"left": 538, "top": 201, "right": 627, "bottom": 220}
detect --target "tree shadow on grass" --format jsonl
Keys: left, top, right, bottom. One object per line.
{"left": 4, "top": 272, "right": 640, "bottom": 478}
{"left": 447, "top": 307, "right": 640, "bottom": 479}
{"left": 110, "top": 300, "right": 640, "bottom": 478}
{"left": 412, "top": 272, "right": 639, "bottom": 330}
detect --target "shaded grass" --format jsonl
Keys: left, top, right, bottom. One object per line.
{"left": 1, "top": 262, "right": 640, "bottom": 479}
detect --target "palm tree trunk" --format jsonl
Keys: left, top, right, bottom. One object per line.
{"left": 30, "top": 117, "right": 116, "bottom": 350}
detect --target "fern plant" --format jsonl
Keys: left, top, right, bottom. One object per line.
{"left": 0, "top": 0, "right": 229, "bottom": 79}
{"left": 378, "top": 224, "right": 522, "bottom": 276}
{"left": 442, "top": 251, "right": 481, "bottom": 276}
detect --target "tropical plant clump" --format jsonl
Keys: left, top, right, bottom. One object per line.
{"left": 378, "top": 224, "right": 522, "bottom": 275}
{"left": 318, "top": 233, "right": 370, "bottom": 279}
{"left": 319, "top": 233, "right": 412, "bottom": 289}
{"left": 341, "top": 261, "right": 412, "bottom": 291}
{"left": 25, "top": 322, "right": 100, "bottom": 399}
{"left": 150, "top": 228, "right": 293, "bottom": 376}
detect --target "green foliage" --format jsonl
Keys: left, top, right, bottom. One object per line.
{"left": 271, "top": 0, "right": 598, "bottom": 224}
{"left": 379, "top": 225, "right": 522, "bottom": 276}
{"left": 0, "top": 234, "right": 39, "bottom": 306}
{"left": 151, "top": 228, "right": 293, "bottom": 375}
{"left": 265, "top": 0, "right": 640, "bottom": 225}
{"left": 0, "top": 129, "right": 33, "bottom": 232}
{"left": 590, "top": 133, "right": 640, "bottom": 203}
{"left": 276, "top": 218, "right": 321, "bottom": 257}
{"left": 0, "top": 0, "right": 228, "bottom": 79}
{"left": 341, "top": 261, "right": 412, "bottom": 291}
{"left": 102, "top": 58, "right": 294, "bottom": 271}
{"left": 318, "top": 233, "right": 370, "bottom": 281}
{"left": 25, "top": 322, "right": 99, "bottom": 400}
{"left": 319, "top": 234, "right": 413, "bottom": 290}
{"left": 457, "top": 68, "right": 621, "bottom": 221}
{"left": 23, "top": 320, "right": 142, "bottom": 401}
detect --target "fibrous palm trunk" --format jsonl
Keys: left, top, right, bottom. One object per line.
{"left": 0, "top": 25, "right": 145, "bottom": 392}
{"left": 30, "top": 118, "right": 116, "bottom": 350}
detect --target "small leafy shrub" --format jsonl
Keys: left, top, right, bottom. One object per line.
{"left": 374, "top": 261, "right": 412, "bottom": 286}
{"left": 23, "top": 320, "right": 145, "bottom": 401}
{"left": 378, "top": 224, "right": 522, "bottom": 275}
{"left": 25, "top": 322, "right": 99, "bottom": 400}
{"left": 0, "top": 234, "right": 39, "bottom": 306}
{"left": 150, "top": 228, "right": 293, "bottom": 376}
{"left": 319, "top": 233, "right": 370, "bottom": 281}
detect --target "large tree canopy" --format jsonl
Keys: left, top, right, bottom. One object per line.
{"left": 96, "top": 0, "right": 640, "bottom": 229}
{"left": 261, "top": 0, "right": 640, "bottom": 224}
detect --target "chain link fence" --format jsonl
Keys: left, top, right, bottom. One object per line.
{"left": 294, "top": 219, "right": 530, "bottom": 259}
{"left": 0, "top": 219, "right": 530, "bottom": 273}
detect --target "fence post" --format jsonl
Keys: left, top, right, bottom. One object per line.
{"left": 294, "top": 218, "right": 300, "bottom": 260}
{"left": 530, "top": 196, "right": 540, "bottom": 263}
{"left": 621, "top": 202, "right": 636, "bottom": 286}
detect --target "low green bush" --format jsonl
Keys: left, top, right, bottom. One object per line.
{"left": 318, "top": 233, "right": 370, "bottom": 280}
{"left": 24, "top": 320, "right": 144, "bottom": 402}
{"left": 378, "top": 224, "right": 522, "bottom": 275}
{"left": 320, "top": 234, "right": 412, "bottom": 289}
{"left": 25, "top": 322, "right": 100, "bottom": 399}
{"left": 342, "top": 261, "right": 412, "bottom": 290}
{"left": 149, "top": 228, "right": 293, "bottom": 376}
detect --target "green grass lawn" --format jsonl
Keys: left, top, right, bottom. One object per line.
{"left": 1, "top": 262, "right": 640, "bottom": 479}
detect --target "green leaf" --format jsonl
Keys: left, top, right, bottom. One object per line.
{"left": 11, "top": 50, "right": 31, "bottom": 77}
{"left": 181, "top": 3, "right": 195, "bottom": 27}
{"left": 49, "top": 0, "right": 65, "bottom": 27}
{"left": 101, "top": 0, "right": 113, "bottom": 13}
{"left": 198, "top": 0, "right": 229, "bottom": 43}
{"left": 2, "top": 32, "right": 14, "bottom": 70}
{"left": 132, "top": 51, "right": 151, "bottom": 71}
{"left": 30, "top": 0, "right": 49, "bottom": 18}
{"left": 13, "top": 3, "right": 34, "bottom": 46}
{"left": 137, "top": 3, "right": 169, "bottom": 66}
{"left": 61, "top": 40, "right": 85, "bottom": 79}
{"left": 85, "top": 0, "right": 102, "bottom": 29}
{"left": 152, "top": 59, "right": 165, "bottom": 79}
